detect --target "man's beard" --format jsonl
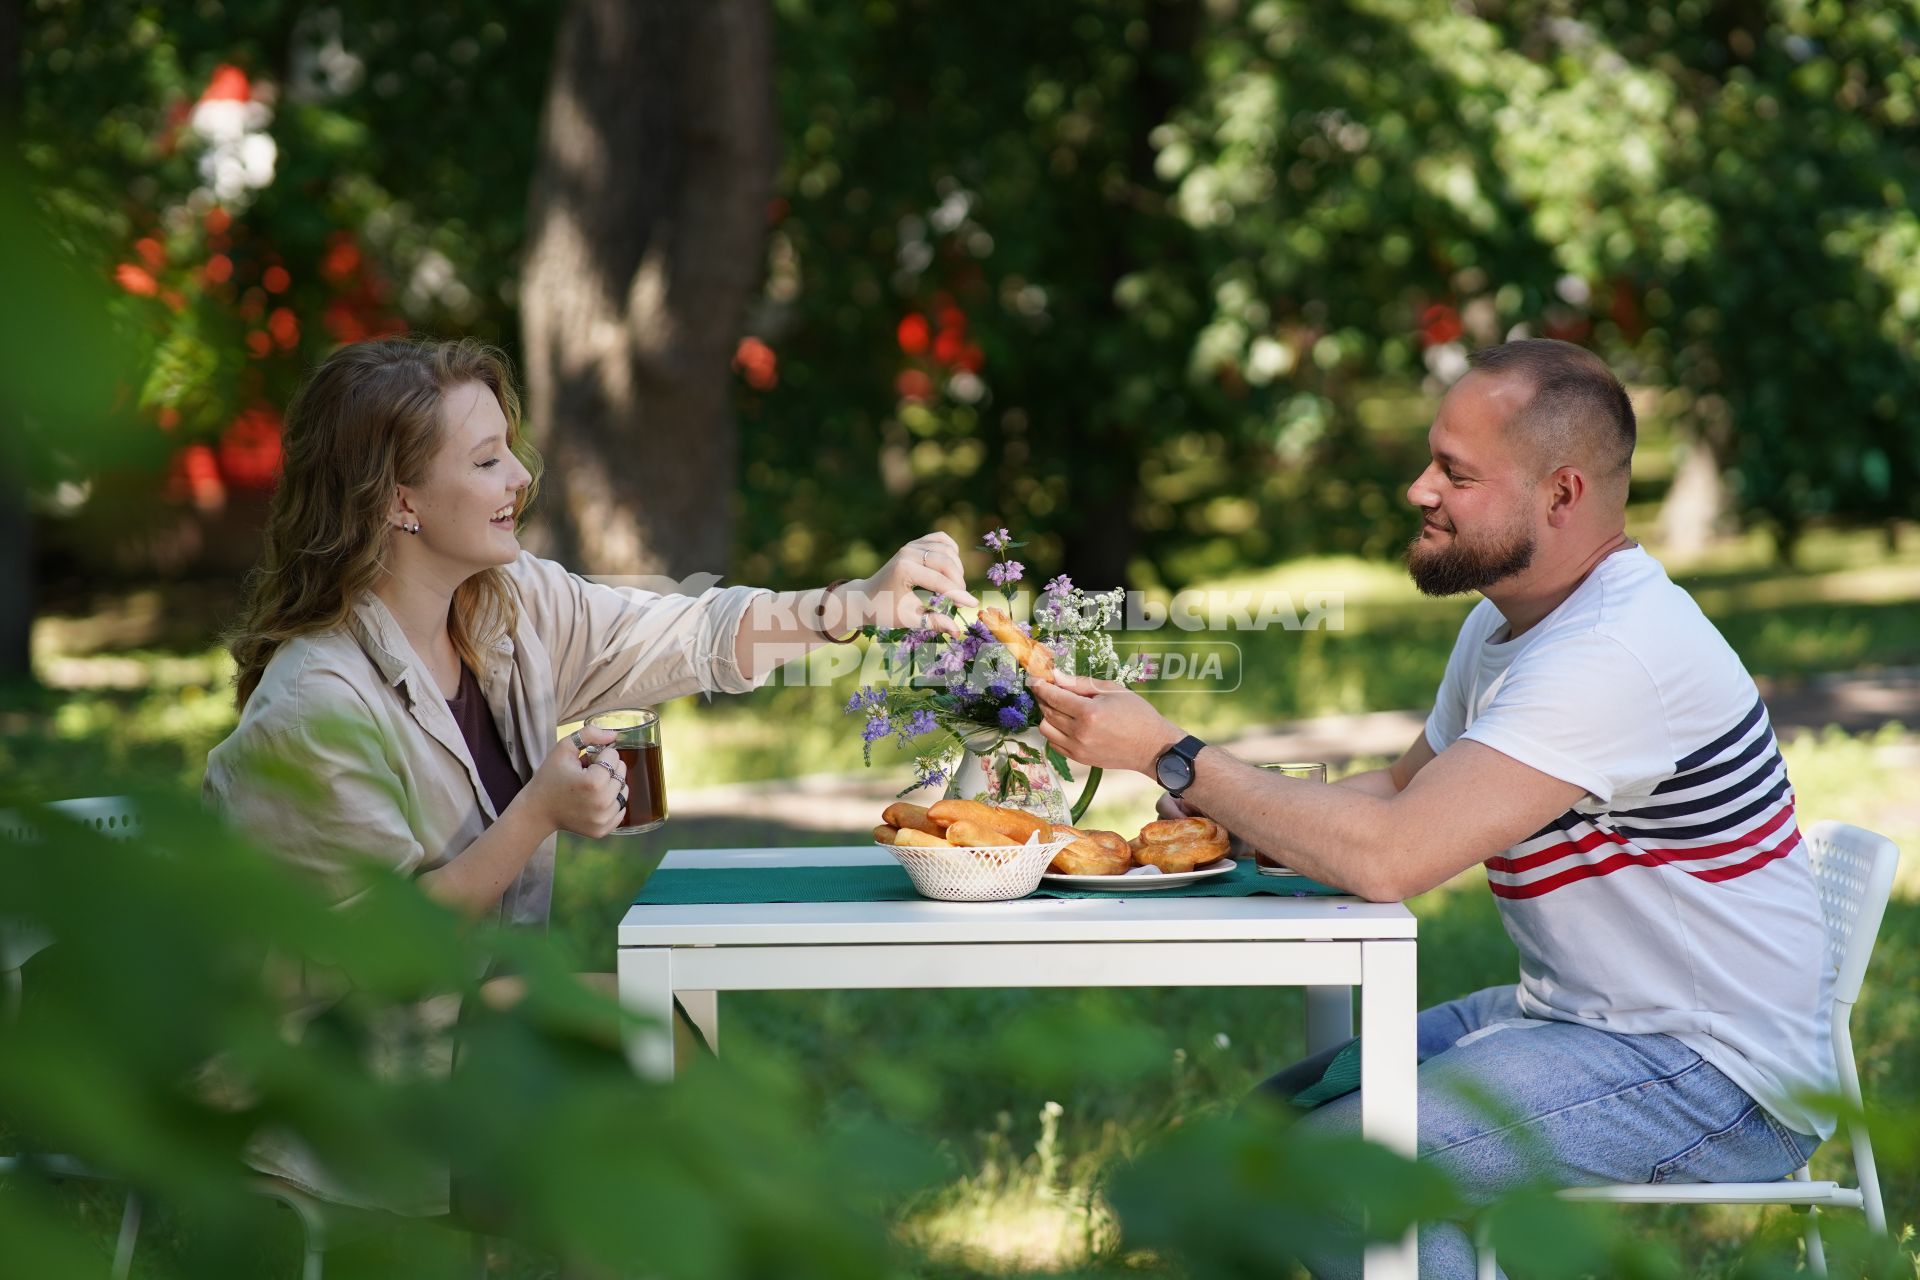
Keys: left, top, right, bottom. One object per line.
{"left": 1404, "top": 515, "right": 1537, "bottom": 597}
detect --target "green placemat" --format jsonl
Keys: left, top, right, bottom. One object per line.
{"left": 635, "top": 859, "right": 1348, "bottom": 906}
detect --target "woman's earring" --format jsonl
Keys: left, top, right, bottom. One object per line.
{"left": 403, "top": 521, "right": 420, "bottom": 534}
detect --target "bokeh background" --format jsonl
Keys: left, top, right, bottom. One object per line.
{"left": 4, "top": 2, "right": 1918, "bottom": 1277}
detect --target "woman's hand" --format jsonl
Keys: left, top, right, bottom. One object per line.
{"left": 518, "top": 726, "right": 628, "bottom": 838}
{"left": 846, "top": 532, "right": 979, "bottom": 637}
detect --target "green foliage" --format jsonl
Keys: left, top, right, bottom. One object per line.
{"left": 16, "top": 1, "right": 555, "bottom": 541}
{"left": 20, "top": 2, "right": 1920, "bottom": 581}
{"left": 744, "top": 0, "right": 1920, "bottom": 587}
{"left": 0, "top": 791, "right": 920, "bottom": 1278}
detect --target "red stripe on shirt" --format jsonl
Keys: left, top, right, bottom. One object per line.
{"left": 1486, "top": 823, "right": 1629, "bottom": 875}
{"left": 1688, "top": 827, "right": 1802, "bottom": 883}
{"left": 1488, "top": 802, "right": 1798, "bottom": 900}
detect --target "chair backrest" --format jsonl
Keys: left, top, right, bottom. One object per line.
{"left": 1, "top": 796, "right": 141, "bottom": 975}
{"left": 1804, "top": 820, "right": 1900, "bottom": 1005}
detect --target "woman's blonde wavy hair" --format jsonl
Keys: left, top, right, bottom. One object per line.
{"left": 228, "top": 336, "right": 544, "bottom": 709}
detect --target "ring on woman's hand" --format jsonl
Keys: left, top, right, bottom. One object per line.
{"left": 570, "top": 730, "right": 585, "bottom": 750}
{"left": 617, "top": 789, "right": 628, "bottom": 808}
{"left": 921, "top": 548, "right": 930, "bottom": 564}
{"left": 597, "top": 757, "right": 619, "bottom": 778}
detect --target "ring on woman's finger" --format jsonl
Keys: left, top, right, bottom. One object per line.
{"left": 617, "top": 789, "right": 628, "bottom": 809}
{"left": 597, "top": 757, "right": 620, "bottom": 778}
{"left": 571, "top": 730, "right": 586, "bottom": 750}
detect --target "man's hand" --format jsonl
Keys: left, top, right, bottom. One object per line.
{"left": 1031, "top": 672, "right": 1186, "bottom": 775}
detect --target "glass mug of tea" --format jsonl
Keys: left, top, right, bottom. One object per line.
{"left": 1252, "top": 761, "right": 1327, "bottom": 876}
{"left": 585, "top": 708, "right": 667, "bottom": 835}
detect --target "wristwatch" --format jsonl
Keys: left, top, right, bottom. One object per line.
{"left": 1154, "top": 734, "right": 1207, "bottom": 797}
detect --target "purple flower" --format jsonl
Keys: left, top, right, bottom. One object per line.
{"left": 844, "top": 685, "right": 888, "bottom": 715}
{"left": 893, "top": 629, "right": 934, "bottom": 664}
{"left": 897, "top": 709, "right": 938, "bottom": 740}
{"left": 985, "top": 680, "right": 1011, "bottom": 700}
{"left": 982, "top": 528, "right": 1012, "bottom": 552}
{"left": 1014, "top": 692, "right": 1034, "bottom": 713}
{"left": 861, "top": 715, "right": 892, "bottom": 743}
{"left": 986, "top": 560, "right": 1025, "bottom": 588}
{"left": 926, "top": 593, "right": 947, "bottom": 611}
{"left": 1044, "top": 574, "right": 1073, "bottom": 598}
{"left": 997, "top": 704, "right": 1027, "bottom": 730}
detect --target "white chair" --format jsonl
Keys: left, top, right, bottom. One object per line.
{"left": 1475, "top": 819, "right": 1898, "bottom": 1278}
{"left": 0, "top": 796, "right": 330, "bottom": 1280}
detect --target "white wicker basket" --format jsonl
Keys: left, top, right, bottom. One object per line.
{"left": 882, "top": 833, "right": 1075, "bottom": 902}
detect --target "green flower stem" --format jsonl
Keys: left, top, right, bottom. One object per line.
{"left": 1069, "top": 766, "right": 1103, "bottom": 825}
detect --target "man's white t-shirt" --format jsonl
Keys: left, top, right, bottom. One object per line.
{"left": 1424, "top": 545, "right": 1838, "bottom": 1138}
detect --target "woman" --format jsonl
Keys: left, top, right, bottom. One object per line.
{"left": 203, "top": 335, "right": 975, "bottom": 1210}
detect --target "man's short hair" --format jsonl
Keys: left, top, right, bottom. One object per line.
{"left": 1467, "top": 339, "right": 1635, "bottom": 482}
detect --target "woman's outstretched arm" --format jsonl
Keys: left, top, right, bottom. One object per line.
{"left": 730, "top": 531, "right": 978, "bottom": 681}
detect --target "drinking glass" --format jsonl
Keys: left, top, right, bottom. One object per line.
{"left": 586, "top": 708, "right": 666, "bottom": 836}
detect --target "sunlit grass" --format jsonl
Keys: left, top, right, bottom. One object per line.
{"left": 900, "top": 1100, "right": 1121, "bottom": 1273}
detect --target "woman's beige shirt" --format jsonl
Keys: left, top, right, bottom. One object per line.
{"left": 201, "top": 552, "right": 770, "bottom": 1213}
{"left": 205, "top": 551, "right": 770, "bottom": 927}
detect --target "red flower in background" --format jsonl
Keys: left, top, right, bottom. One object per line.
{"left": 218, "top": 405, "right": 284, "bottom": 490}
{"left": 1419, "top": 303, "right": 1463, "bottom": 346}
{"left": 894, "top": 368, "right": 933, "bottom": 402}
{"left": 200, "top": 64, "right": 251, "bottom": 104}
{"left": 733, "top": 336, "right": 778, "bottom": 390}
{"left": 167, "top": 444, "right": 226, "bottom": 512}
{"left": 321, "top": 232, "right": 362, "bottom": 284}
{"left": 114, "top": 263, "right": 159, "bottom": 296}
{"left": 896, "top": 313, "right": 929, "bottom": 356}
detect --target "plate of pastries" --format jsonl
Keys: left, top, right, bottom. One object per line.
{"left": 1044, "top": 816, "right": 1236, "bottom": 888}
{"left": 873, "top": 801, "right": 1237, "bottom": 892}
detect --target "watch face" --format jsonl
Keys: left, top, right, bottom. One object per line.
{"left": 1156, "top": 751, "right": 1193, "bottom": 792}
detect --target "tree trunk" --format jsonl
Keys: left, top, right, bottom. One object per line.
{"left": 0, "top": 0, "right": 35, "bottom": 687}
{"left": 1062, "top": 0, "right": 1197, "bottom": 592}
{"left": 1656, "top": 437, "right": 1729, "bottom": 560}
{"left": 520, "top": 0, "right": 775, "bottom": 581}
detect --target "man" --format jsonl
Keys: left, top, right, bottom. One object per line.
{"left": 1032, "top": 340, "right": 1836, "bottom": 1277}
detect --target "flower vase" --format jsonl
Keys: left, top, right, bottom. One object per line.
{"left": 944, "top": 730, "right": 1072, "bottom": 826}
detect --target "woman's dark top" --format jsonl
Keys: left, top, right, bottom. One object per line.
{"left": 446, "top": 663, "right": 525, "bottom": 817}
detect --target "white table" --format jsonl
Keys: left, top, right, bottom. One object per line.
{"left": 616, "top": 846, "right": 1419, "bottom": 1278}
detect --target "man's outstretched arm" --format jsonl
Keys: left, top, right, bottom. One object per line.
{"left": 1034, "top": 675, "right": 1582, "bottom": 902}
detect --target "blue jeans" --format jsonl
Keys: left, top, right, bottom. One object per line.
{"left": 1271, "top": 984, "right": 1820, "bottom": 1279}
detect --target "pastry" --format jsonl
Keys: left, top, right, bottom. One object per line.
{"left": 1048, "top": 824, "right": 1132, "bottom": 876}
{"left": 977, "top": 607, "right": 1057, "bottom": 684}
{"left": 926, "top": 799, "right": 1051, "bottom": 843}
{"left": 882, "top": 802, "right": 944, "bottom": 836}
{"left": 1130, "top": 816, "right": 1231, "bottom": 873}
{"left": 873, "top": 825, "right": 900, "bottom": 844}
{"left": 893, "top": 828, "right": 954, "bottom": 849}
{"left": 945, "top": 820, "right": 1020, "bottom": 848}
